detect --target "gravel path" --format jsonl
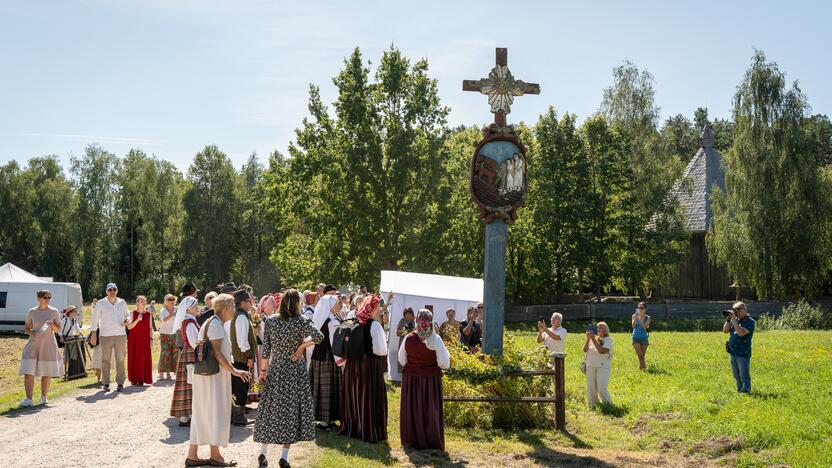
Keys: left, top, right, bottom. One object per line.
{"left": 0, "top": 378, "right": 315, "bottom": 468}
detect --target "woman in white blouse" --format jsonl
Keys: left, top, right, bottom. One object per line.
{"left": 583, "top": 321, "right": 613, "bottom": 409}
{"left": 398, "top": 309, "right": 450, "bottom": 450}
{"left": 186, "top": 293, "right": 252, "bottom": 468}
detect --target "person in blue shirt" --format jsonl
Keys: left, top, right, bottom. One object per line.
{"left": 722, "top": 301, "right": 755, "bottom": 393}
{"left": 631, "top": 302, "right": 651, "bottom": 370}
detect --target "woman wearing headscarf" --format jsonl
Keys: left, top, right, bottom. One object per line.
{"left": 398, "top": 309, "right": 450, "bottom": 450}
{"left": 170, "top": 296, "right": 200, "bottom": 426}
{"left": 308, "top": 293, "right": 342, "bottom": 430}
{"left": 339, "top": 295, "right": 388, "bottom": 443}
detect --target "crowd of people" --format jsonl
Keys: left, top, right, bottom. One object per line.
{"left": 16, "top": 280, "right": 756, "bottom": 466}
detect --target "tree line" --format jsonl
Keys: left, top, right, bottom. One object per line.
{"left": 1, "top": 47, "right": 830, "bottom": 302}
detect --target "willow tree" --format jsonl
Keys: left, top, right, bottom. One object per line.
{"left": 709, "top": 50, "right": 832, "bottom": 299}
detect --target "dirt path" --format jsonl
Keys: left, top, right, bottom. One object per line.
{"left": 0, "top": 378, "right": 315, "bottom": 468}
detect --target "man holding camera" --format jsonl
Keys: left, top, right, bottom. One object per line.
{"left": 722, "top": 301, "right": 755, "bottom": 394}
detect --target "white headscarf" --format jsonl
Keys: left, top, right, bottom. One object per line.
{"left": 172, "top": 296, "right": 198, "bottom": 332}
{"left": 312, "top": 295, "right": 339, "bottom": 330}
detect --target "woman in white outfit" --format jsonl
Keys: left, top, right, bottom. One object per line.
{"left": 186, "top": 293, "right": 252, "bottom": 468}
{"left": 583, "top": 321, "right": 613, "bottom": 410}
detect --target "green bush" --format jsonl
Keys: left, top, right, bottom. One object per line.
{"left": 443, "top": 334, "right": 554, "bottom": 429}
{"left": 758, "top": 300, "right": 831, "bottom": 330}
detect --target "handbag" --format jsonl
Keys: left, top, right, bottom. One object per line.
{"left": 86, "top": 329, "right": 98, "bottom": 348}
{"left": 580, "top": 360, "right": 587, "bottom": 374}
{"left": 193, "top": 317, "right": 221, "bottom": 376}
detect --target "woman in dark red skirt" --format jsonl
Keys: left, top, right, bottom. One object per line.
{"left": 339, "top": 295, "right": 388, "bottom": 443}
{"left": 398, "top": 309, "right": 450, "bottom": 450}
{"left": 127, "top": 296, "right": 153, "bottom": 386}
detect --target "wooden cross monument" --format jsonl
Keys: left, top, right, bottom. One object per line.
{"left": 463, "top": 47, "right": 539, "bottom": 357}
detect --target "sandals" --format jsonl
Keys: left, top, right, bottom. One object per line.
{"left": 184, "top": 459, "right": 209, "bottom": 467}
{"left": 208, "top": 459, "right": 238, "bottom": 467}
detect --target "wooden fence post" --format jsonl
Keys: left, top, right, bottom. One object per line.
{"left": 550, "top": 352, "right": 566, "bottom": 430}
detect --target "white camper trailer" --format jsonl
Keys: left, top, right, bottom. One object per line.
{"left": 0, "top": 263, "right": 83, "bottom": 332}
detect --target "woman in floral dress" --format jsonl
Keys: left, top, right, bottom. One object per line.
{"left": 253, "top": 289, "right": 323, "bottom": 468}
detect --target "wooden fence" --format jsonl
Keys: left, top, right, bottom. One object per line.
{"left": 505, "top": 301, "right": 796, "bottom": 322}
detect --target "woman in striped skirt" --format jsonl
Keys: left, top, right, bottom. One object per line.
{"left": 170, "top": 296, "right": 199, "bottom": 426}
{"left": 309, "top": 294, "right": 342, "bottom": 430}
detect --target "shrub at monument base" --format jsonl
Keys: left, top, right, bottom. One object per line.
{"left": 443, "top": 334, "right": 552, "bottom": 429}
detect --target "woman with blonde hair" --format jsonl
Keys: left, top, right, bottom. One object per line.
{"left": 583, "top": 321, "right": 613, "bottom": 409}
{"left": 127, "top": 295, "right": 154, "bottom": 386}
{"left": 186, "top": 293, "right": 252, "bottom": 467}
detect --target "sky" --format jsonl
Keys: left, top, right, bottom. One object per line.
{"left": 1, "top": 0, "right": 830, "bottom": 172}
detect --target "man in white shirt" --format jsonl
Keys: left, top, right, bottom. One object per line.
{"left": 91, "top": 283, "right": 131, "bottom": 391}
{"left": 230, "top": 289, "right": 257, "bottom": 426}
{"left": 537, "top": 312, "right": 567, "bottom": 354}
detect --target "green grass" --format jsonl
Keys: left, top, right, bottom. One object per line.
{"left": 2, "top": 320, "right": 830, "bottom": 466}
{"left": 0, "top": 330, "right": 162, "bottom": 415}
{"left": 310, "top": 327, "right": 832, "bottom": 467}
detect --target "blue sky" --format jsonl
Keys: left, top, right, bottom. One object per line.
{"left": 1, "top": 0, "right": 830, "bottom": 172}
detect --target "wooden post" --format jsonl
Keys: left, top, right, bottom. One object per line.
{"left": 482, "top": 219, "right": 507, "bottom": 356}
{"left": 550, "top": 352, "right": 566, "bottom": 430}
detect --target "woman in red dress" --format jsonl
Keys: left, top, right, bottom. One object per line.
{"left": 127, "top": 295, "right": 154, "bottom": 386}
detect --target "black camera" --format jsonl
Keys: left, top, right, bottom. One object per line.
{"left": 721, "top": 309, "right": 733, "bottom": 318}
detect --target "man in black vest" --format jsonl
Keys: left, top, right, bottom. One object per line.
{"left": 230, "top": 289, "right": 257, "bottom": 426}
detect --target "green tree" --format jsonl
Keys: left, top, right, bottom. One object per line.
{"left": 600, "top": 60, "right": 687, "bottom": 296}
{"left": 70, "top": 145, "right": 122, "bottom": 297}
{"left": 709, "top": 50, "right": 832, "bottom": 299}
{"left": 274, "top": 46, "right": 449, "bottom": 288}
{"left": 182, "top": 145, "right": 240, "bottom": 289}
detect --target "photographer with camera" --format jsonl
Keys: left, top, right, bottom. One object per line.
{"left": 722, "top": 301, "right": 755, "bottom": 394}
{"left": 583, "top": 322, "right": 613, "bottom": 410}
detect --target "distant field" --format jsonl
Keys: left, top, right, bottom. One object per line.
{"left": 1, "top": 320, "right": 830, "bottom": 466}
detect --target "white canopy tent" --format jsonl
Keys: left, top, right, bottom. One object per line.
{"left": 0, "top": 263, "right": 83, "bottom": 332}
{"left": 379, "top": 270, "right": 483, "bottom": 382}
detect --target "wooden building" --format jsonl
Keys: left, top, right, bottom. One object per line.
{"left": 665, "top": 125, "right": 732, "bottom": 299}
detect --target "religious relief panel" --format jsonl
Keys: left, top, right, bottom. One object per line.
{"left": 470, "top": 124, "right": 527, "bottom": 223}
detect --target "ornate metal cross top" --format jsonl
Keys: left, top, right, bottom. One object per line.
{"left": 463, "top": 47, "right": 540, "bottom": 127}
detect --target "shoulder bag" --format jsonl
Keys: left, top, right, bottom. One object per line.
{"left": 194, "top": 317, "right": 221, "bottom": 376}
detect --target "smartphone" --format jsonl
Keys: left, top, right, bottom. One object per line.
{"left": 538, "top": 316, "right": 545, "bottom": 323}
{"left": 586, "top": 324, "right": 598, "bottom": 335}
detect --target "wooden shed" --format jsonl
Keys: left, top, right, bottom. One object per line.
{"left": 665, "top": 125, "right": 732, "bottom": 299}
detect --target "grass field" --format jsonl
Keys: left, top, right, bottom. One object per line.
{"left": 1, "top": 318, "right": 830, "bottom": 466}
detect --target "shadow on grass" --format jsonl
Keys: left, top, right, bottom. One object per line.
{"left": 749, "top": 390, "right": 787, "bottom": 400}
{"left": 515, "top": 430, "right": 614, "bottom": 467}
{"left": 315, "top": 429, "right": 394, "bottom": 464}
{"left": 598, "top": 402, "right": 629, "bottom": 417}
{"left": 402, "top": 446, "right": 466, "bottom": 467}
{"left": 645, "top": 365, "right": 669, "bottom": 375}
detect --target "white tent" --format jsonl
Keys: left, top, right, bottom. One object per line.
{"left": 0, "top": 263, "right": 83, "bottom": 332}
{"left": 379, "top": 270, "right": 483, "bottom": 382}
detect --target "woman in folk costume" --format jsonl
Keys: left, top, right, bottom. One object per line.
{"left": 170, "top": 296, "right": 200, "bottom": 426}
{"left": 339, "top": 295, "right": 388, "bottom": 443}
{"left": 308, "top": 293, "right": 342, "bottom": 430}
{"left": 398, "top": 309, "right": 451, "bottom": 450}
{"left": 253, "top": 289, "right": 323, "bottom": 468}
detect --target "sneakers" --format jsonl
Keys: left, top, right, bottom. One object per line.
{"left": 40, "top": 395, "right": 48, "bottom": 405}
{"left": 102, "top": 384, "right": 110, "bottom": 391}
{"left": 20, "top": 398, "right": 34, "bottom": 407}
{"left": 116, "top": 385, "right": 124, "bottom": 392}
